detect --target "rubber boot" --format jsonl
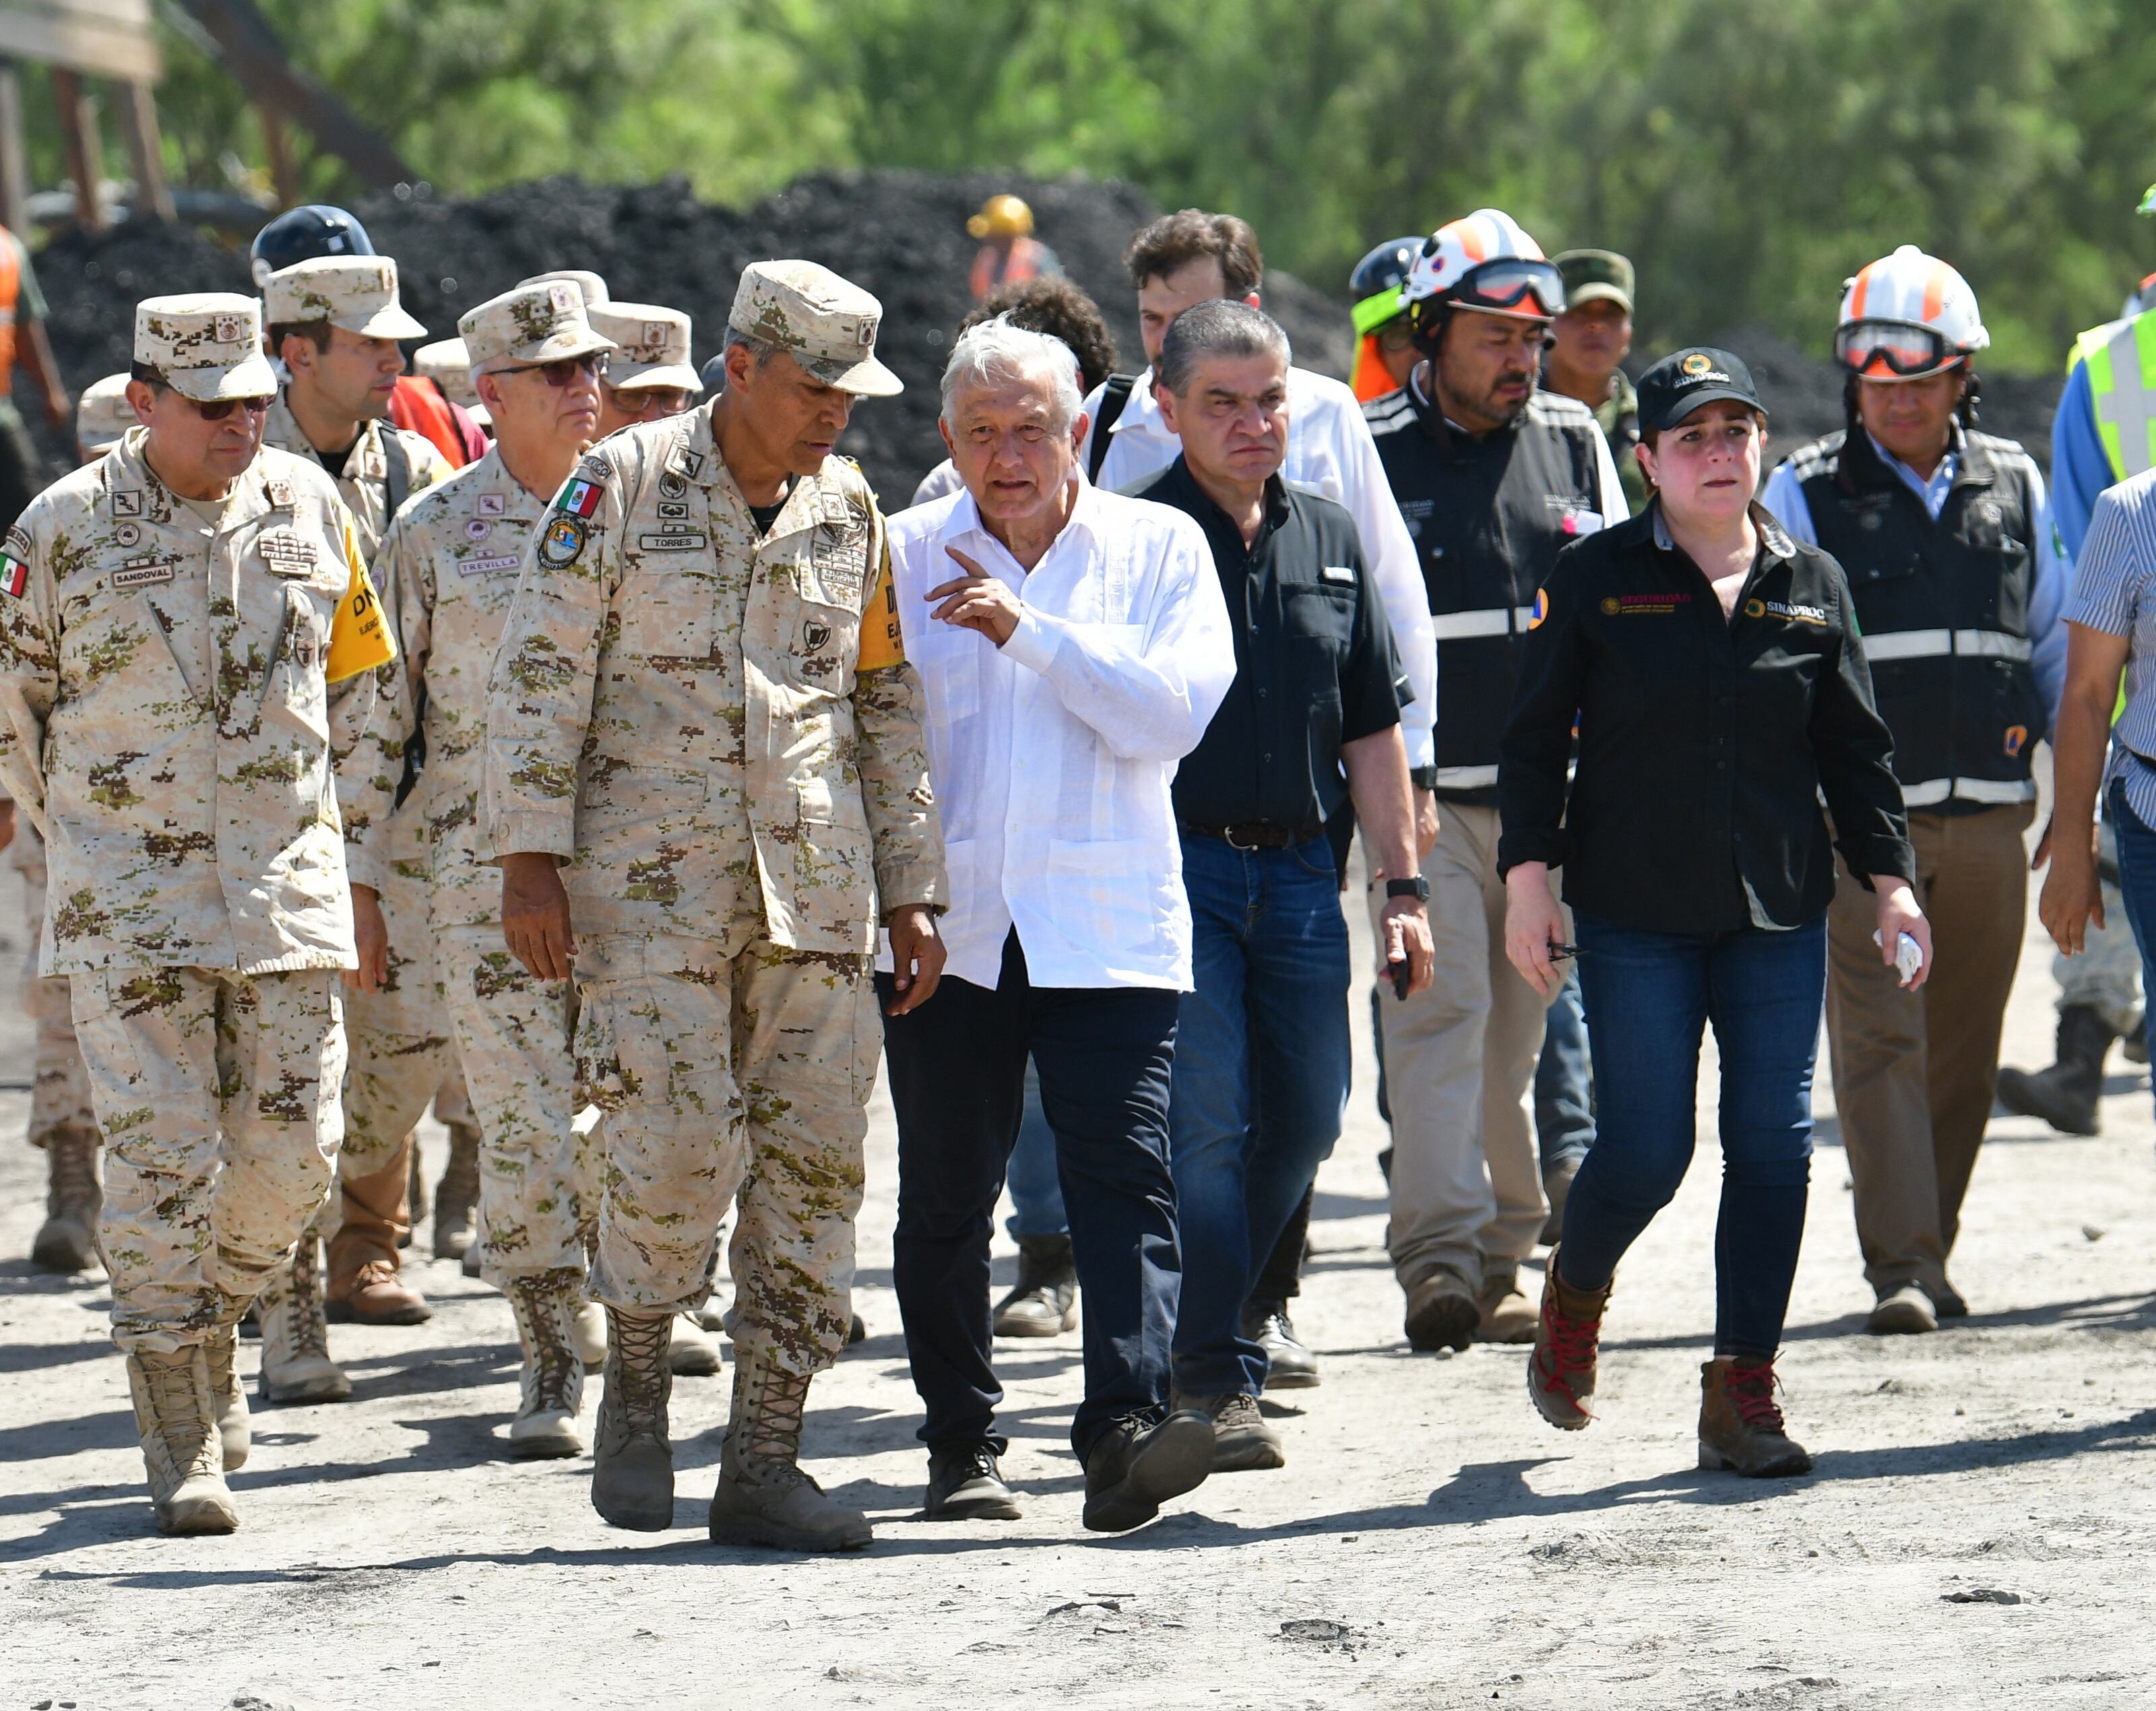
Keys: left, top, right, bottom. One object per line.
{"left": 592, "top": 1308, "right": 674, "bottom": 1530}
{"left": 1698, "top": 1357, "right": 1813, "bottom": 1477}
{"left": 432, "top": 1114, "right": 482, "bottom": 1260}
{"left": 256, "top": 1235, "right": 352, "bottom": 1404}
{"left": 326, "top": 1136, "right": 431, "bottom": 1324}
{"left": 31, "top": 1125, "right": 102, "bottom": 1274}
{"left": 1527, "top": 1246, "right": 1612, "bottom": 1431}
{"left": 1996, "top": 1004, "right": 2116, "bottom": 1137}
{"left": 206, "top": 1293, "right": 251, "bottom": 1472}
{"left": 125, "top": 1345, "right": 239, "bottom": 1535}
{"left": 992, "top": 1234, "right": 1077, "bottom": 1336}
{"left": 503, "top": 1270, "right": 586, "bottom": 1458}
{"left": 709, "top": 1351, "right": 870, "bottom": 1552}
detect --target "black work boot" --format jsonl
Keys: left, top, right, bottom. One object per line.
{"left": 1996, "top": 1004, "right": 2116, "bottom": 1136}
{"left": 1081, "top": 1409, "right": 1213, "bottom": 1532}
{"left": 924, "top": 1442, "right": 1023, "bottom": 1520}
{"left": 992, "top": 1234, "right": 1077, "bottom": 1336}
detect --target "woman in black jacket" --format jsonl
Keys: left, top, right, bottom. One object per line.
{"left": 1496, "top": 348, "right": 1928, "bottom": 1477}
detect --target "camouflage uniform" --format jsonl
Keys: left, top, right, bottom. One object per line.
{"left": 11, "top": 819, "right": 98, "bottom": 1152}
{"left": 371, "top": 441, "right": 590, "bottom": 1283}
{"left": 0, "top": 296, "right": 391, "bottom": 1353}
{"left": 261, "top": 257, "right": 459, "bottom": 1279}
{"left": 482, "top": 321, "right": 943, "bottom": 1373}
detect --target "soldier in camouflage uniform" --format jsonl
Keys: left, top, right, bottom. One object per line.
{"left": 484, "top": 261, "right": 945, "bottom": 1550}
{"left": 0, "top": 294, "right": 396, "bottom": 1534}
{"left": 257, "top": 256, "right": 457, "bottom": 1382}
{"left": 588, "top": 302, "right": 701, "bottom": 438}
{"left": 369, "top": 280, "right": 620, "bottom": 1457}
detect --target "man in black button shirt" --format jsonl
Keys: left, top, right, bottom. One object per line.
{"left": 1136, "top": 301, "right": 1433, "bottom": 1471}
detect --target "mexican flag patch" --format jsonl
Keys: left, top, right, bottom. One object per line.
{"left": 562, "top": 478, "right": 604, "bottom": 519}
{"left": 1, "top": 552, "right": 28, "bottom": 599}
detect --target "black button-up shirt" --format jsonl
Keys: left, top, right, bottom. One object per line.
{"left": 1497, "top": 501, "right": 1915, "bottom": 936}
{"left": 1139, "top": 457, "right": 1407, "bottom": 834}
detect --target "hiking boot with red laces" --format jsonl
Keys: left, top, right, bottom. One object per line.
{"left": 1526, "top": 1247, "right": 1610, "bottom": 1431}
{"left": 1698, "top": 1357, "right": 1812, "bottom": 1478}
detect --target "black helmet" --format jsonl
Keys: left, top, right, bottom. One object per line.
{"left": 1350, "top": 236, "right": 1425, "bottom": 336}
{"left": 251, "top": 205, "right": 376, "bottom": 290}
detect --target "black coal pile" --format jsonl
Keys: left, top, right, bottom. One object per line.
{"left": 27, "top": 170, "right": 1350, "bottom": 503}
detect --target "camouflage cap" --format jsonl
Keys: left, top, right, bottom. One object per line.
{"left": 729, "top": 260, "right": 902, "bottom": 397}
{"left": 458, "top": 281, "right": 616, "bottom": 377}
{"left": 75, "top": 373, "right": 135, "bottom": 457}
{"left": 262, "top": 256, "right": 428, "bottom": 341}
{"left": 516, "top": 269, "right": 610, "bottom": 309}
{"left": 413, "top": 337, "right": 478, "bottom": 406}
{"left": 587, "top": 302, "right": 699, "bottom": 391}
{"left": 1553, "top": 249, "right": 1635, "bottom": 315}
{"left": 134, "top": 293, "right": 280, "bottom": 401}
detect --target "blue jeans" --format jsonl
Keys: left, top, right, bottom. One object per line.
{"left": 1534, "top": 969, "right": 1597, "bottom": 1173}
{"left": 1558, "top": 910, "right": 1824, "bottom": 1361}
{"left": 2107, "top": 779, "right": 2156, "bottom": 1122}
{"left": 1168, "top": 831, "right": 1353, "bottom": 1396}
{"left": 1003, "top": 1068, "right": 1069, "bottom": 1240}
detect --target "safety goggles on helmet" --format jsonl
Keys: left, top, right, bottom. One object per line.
{"left": 1437, "top": 255, "right": 1565, "bottom": 321}
{"left": 1833, "top": 319, "right": 1969, "bottom": 380}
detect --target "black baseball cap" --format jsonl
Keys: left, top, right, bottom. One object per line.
{"left": 1636, "top": 347, "right": 1766, "bottom": 433}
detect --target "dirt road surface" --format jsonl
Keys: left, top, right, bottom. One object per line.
{"left": 3, "top": 839, "right": 2151, "bottom": 1710}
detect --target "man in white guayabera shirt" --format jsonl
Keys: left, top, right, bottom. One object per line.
{"left": 881, "top": 317, "right": 1236, "bottom": 1535}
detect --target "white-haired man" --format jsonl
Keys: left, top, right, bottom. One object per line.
{"left": 884, "top": 317, "right": 1237, "bottom": 1532}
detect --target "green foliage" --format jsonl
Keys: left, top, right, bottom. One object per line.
{"left": 15, "top": 0, "right": 2156, "bottom": 370}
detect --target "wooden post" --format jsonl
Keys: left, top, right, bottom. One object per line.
{"left": 119, "top": 82, "right": 175, "bottom": 223}
{"left": 48, "top": 67, "right": 106, "bottom": 233}
{"left": 260, "top": 105, "right": 297, "bottom": 210}
{"left": 0, "top": 61, "right": 28, "bottom": 239}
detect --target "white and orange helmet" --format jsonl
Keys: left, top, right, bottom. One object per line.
{"left": 1402, "top": 209, "right": 1564, "bottom": 339}
{"left": 1835, "top": 245, "right": 1988, "bottom": 380}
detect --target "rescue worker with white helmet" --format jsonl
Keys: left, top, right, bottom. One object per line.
{"left": 1363, "top": 208, "right": 1628, "bottom": 1357}
{"left": 1763, "top": 245, "right": 2068, "bottom": 1337}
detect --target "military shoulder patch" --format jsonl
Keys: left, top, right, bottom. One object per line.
{"left": 538, "top": 515, "right": 589, "bottom": 569}
{"left": 1, "top": 550, "right": 29, "bottom": 600}
{"left": 561, "top": 477, "right": 604, "bottom": 519}
{"left": 3, "top": 526, "right": 28, "bottom": 559}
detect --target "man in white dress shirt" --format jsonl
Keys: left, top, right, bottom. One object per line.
{"left": 883, "top": 318, "right": 1237, "bottom": 1534}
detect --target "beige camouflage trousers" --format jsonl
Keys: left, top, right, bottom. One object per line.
{"left": 70, "top": 965, "right": 345, "bottom": 1353}
{"left": 575, "top": 932, "right": 878, "bottom": 1376}
{"left": 439, "top": 924, "right": 591, "bottom": 1283}
{"left": 15, "top": 835, "right": 98, "bottom": 1150}
{"left": 339, "top": 865, "right": 457, "bottom": 1179}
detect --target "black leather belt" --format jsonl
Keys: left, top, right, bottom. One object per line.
{"left": 1178, "top": 820, "right": 1314, "bottom": 851}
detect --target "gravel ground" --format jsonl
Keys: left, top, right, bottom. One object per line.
{"left": 1, "top": 783, "right": 2151, "bottom": 1709}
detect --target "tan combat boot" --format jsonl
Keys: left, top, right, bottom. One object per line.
{"left": 30, "top": 1126, "right": 102, "bottom": 1274}
{"left": 504, "top": 1270, "right": 586, "bottom": 1458}
{"left": 1527, "top": 1246, "right": 1612, "bottom": 1431}
{"left": 709, "top": 1350, "right": 870, "bottom": 1553}
{"left": 207, "top": 1293, "right": 251, "bottom": 1471}
{"left": 592, "top": 1308, "right": 674, "bottom": 1529}
{"left": 1698, "top": 1358, "right": 1813, "bottom": 1478}
{"left": 125, "top": 1345, "right": 239, "bottom": 1535}
{"left": 256, "top": 1235, "right": 352, "bottom": 1405}
{"left": 431, "top": 1113, "right": 482, "bottom": 1260}
{"left": 1475, "top": 1261, "right": 1540, "bottom": 1344}
{"left": 670, "top": 1314, "right": 724, "bottom": 1376}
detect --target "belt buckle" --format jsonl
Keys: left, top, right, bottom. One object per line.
{"left": 1225, "top": 825, "right": 1259, "bottom": 851}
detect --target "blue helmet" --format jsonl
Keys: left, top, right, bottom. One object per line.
{"left": 250, "top": 205, "right": 376, "bottom": 290}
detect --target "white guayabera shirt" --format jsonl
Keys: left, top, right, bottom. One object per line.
{"left": 883, "top": 479, "right": 1236, "bottom": 992}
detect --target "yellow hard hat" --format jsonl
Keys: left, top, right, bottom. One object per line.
{"left": 968, "top": 195, "right": 1035, "bottom": 240}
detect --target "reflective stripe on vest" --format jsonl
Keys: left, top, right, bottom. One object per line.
{"left": 1899, "top": 776, "right": 2038, "bottom": 808}
{"left": 1434, "top": 764, "right": 1500, "bottom": 790}
{"left": 1431, "top": 604, "right": 1537, "bottom": 641}
{"left": 2083, "top": 313, "right": 2156, "bottom": 484}
{"left": 1860, "top": 627, "right": 2033, "bottom": 664}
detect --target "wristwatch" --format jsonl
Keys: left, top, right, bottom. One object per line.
{"left": 1409, "top": 766, "right": 1438, "bottom": 792}
{"left": 1385, "top": 876, "right": 1430, "bottom": 902}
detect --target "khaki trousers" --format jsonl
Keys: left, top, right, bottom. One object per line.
{"left": 1370, "top": 804, "right": 1556, "bottom": 1289}
{"left": 1825, "top": 804, "right": 2031, "bottom": 1296}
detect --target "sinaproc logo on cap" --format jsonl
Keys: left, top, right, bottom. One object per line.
{"left": 1680, "top": 352, "right": 1713, "bottom": 378}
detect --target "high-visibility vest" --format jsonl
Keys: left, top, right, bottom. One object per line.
{"left": 969, "top": 236, "right": 1048, "bottom": 300}
{"left": 0, "top": 230, "right": 18, "bottom": 399}
{"left": 2075, "top": 311, "right": 2156, "bottom": 484}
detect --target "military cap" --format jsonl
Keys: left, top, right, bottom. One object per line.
{"left": 458, "top": 282, "right": 616, "bottom": 377}
{"left": 728, "top": 261, "right": 902, "bottom": 396}
{"left": 263, "top": 256, "right": 428, "bottom": 340}
{"left": 1554, "top": 249, "right": 1635, "bottom": 315}
{"left": 134, "top": 293, "right": 280, "bottom": 401}
{"left": 414, "top": 337, "right": 478, "bottom": 406}
{"left": 517, "top": 269, "right": 610, "bottom": 309}
{"left": 75, "top": 373, "right": 135, "bottom": 457}
{"left": 587, "top": 302, "right": 699, "bottom": 392}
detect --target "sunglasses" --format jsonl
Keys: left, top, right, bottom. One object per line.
{"left": 1440, "top": 255, "right": 1566, "bottom": 321}
{"left": 497, "top": 354, "right": 608, "bottom": 387}
{"left": 1834, "top": 320, "right": 1963, "bottom": 379}
{"left": 605, "top": 383, "right": 697, "bottom": 414}
{"left": 185, "top": 394, "right": 273, "bottom": 422}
